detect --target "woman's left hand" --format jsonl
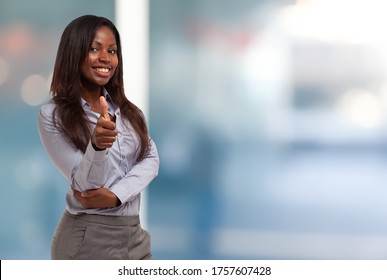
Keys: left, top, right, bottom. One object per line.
{"left": 73, "top": 188, "right": 121, "bottom": 208}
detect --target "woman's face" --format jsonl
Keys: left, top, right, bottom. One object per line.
{"left": 81, "top": 25, "right": 118, "bottom": 88}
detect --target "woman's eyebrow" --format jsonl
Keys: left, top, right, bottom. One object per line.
{"left": 92, "top": 41, "right": 117, "bottom": 47}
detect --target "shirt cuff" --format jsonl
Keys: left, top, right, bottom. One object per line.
{"left": 84, "top": 140, "right": 109, "bottom": 162}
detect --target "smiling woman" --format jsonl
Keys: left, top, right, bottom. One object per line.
{"left": 37, "top": 15, "right": 159, "bottom": 260}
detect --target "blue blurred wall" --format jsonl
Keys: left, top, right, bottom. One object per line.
{"left": 2, "top": 0, "right": 387, "bottom": 260}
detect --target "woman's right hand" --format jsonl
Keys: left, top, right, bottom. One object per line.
{"left": 91, "top": 96, "right": 118, "bottom": 150}
{"left": 73, "top": 187, "right": 120, "bottom": 209}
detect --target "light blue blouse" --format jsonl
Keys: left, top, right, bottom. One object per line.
{"left": 38, "top": 89, "right": 159, "bottom": 216}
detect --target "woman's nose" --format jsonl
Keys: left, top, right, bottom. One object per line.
{"left": 99, "top": 51, "right": 111, "bottom": 62}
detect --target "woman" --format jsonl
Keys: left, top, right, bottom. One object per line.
{"left": 38, "top": 15, "right": 159, "bottom": 260}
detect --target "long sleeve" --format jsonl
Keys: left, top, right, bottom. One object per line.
{"left": 38, "top": 102, "right": 109, "bottom": 192}
{"left": 38, "top": 92, "right": 159, "bottom": 216}
{"left": 109, "top": 139, "right": 159, "bottom": 204}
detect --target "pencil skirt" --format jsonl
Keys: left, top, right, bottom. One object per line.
{"left": 51, "top": 210, "right": 152, "bottom": 260}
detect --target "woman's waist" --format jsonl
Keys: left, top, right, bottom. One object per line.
{"left": 65, "top": 191, "right": 141, "bottom": 218}
{"left": 63, "top": 209, "right": 140, "bottom": 226}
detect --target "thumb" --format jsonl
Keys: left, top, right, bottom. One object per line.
{"left": 100, "top": 96, "right": 110, "bottom": 120}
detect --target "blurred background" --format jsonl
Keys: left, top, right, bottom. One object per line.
{"left": 2, "top": 0, "right": 387, "bottom": 259}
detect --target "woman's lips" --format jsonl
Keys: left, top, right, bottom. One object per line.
{"left": 93, "top": 67, "right": 111, "bottom": 76}
{"left": 94, "top": 67, "right": 110, "bottom": 73}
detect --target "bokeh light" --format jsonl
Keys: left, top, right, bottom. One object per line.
{"left": 20, "top": 74, "right": 50, "bottom": 106}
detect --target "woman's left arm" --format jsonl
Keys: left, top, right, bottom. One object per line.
{"left": 109, "top": 139, "right": 159, "bottom": 204}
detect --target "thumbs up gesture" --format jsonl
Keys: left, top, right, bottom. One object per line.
{"left": 91, "top": 96, "right": 118, "bottom": 150}
{"left": 100, "top": 95, "right": 110, "bottom": 121}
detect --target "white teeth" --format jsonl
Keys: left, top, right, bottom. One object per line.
{"left": 96, "top": 68, "right": 109, "bottom": 73}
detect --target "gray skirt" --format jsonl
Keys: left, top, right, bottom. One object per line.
{"left": 51, "top": 210, "right": 152, "bottom": 260}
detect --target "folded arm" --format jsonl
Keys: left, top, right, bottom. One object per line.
{"left": 109, "top": 139, "right": 159, "bottom": 204}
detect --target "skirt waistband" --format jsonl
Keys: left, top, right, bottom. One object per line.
{"left": 64, "top": 210, "right": 140, "bottom": 226}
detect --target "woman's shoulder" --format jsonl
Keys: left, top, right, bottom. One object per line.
{"left": 39, "top": 99, "right": 57, "bottom": 119}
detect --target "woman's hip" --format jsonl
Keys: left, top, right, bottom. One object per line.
{"left": 51, "top": 210, "right": 151, "bottom": 260}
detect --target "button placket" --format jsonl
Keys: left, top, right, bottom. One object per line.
{"left": 116, "top": 111, "right": 129, "bottom": 170}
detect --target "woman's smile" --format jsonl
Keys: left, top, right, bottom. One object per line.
{"left": 94, "top": 67, "right": 110, "bottom": 74}
{"left": 92, "top": 66, "right": 113, "bottom": 77}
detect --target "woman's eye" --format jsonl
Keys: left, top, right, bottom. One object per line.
{"left": 90, "top": 47, "right": 98, "bottom": 52}
{"left": 109, "top": 49, "right": 117, "bottom": 54}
